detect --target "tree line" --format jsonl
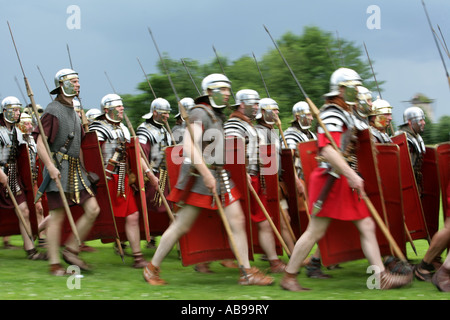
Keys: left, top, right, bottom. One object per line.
{"left": 120, "top": 26, "right": 449, "bottom": 145}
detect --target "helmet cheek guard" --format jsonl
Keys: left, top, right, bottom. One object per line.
{"left": 1, "top": 96, "right": 22, "bottom": 124}
{"left": 201, "top": 74, "right": 232, "bottom": 109}
{"left": 101, "top": 94, "right": 123, "bottom": 123}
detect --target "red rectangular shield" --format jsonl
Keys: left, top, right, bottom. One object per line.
{"left": 62, "top": 131, "right": 117, "bottom": 242}
{"left": 280, "top": 148, "right": 302, "bottom": 239}
{"left": 421, "top": 146, "right": 441, "bottom": 238}
{"left": 250, "top": 143, "right": 282, "bottom": 255}
{"left": 437, "top": 142, "right": 450, "bottom": 218}
{"left": 391, "top": 133, "right": 430, "bottom": 241}
{"left": 165, "top": 136, "right": 253, "bottom": 266}
{"left": 0, "top": 145, "right": 39, "bottom": 237}
{"left": 375, "top": 143, "right": 407, "bottom": 256}
{"left": 300, "top": 129, "right": 404, "bottom": 266}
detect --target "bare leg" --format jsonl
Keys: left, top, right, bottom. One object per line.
{"left": 286, "top": 216, "right": 331, "bottom": 274}
{"left": 353, "top": 217, "right": 385, "bottom": 272}
{"left": 151, "top": 205, "right": 200, "bottom": 267}
{"left": 64, "top": 197, "right": 100, "bottom": 251}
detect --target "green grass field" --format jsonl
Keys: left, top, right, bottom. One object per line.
{"left": 0, "top": 234, "right": 448, "bottom": 301}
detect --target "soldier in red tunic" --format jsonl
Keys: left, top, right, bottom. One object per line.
{"left": 143, "top": 74, "right": 273, "bottom": 286}
{"left": 279, "top": 68, "right": 413, "bottom": 291}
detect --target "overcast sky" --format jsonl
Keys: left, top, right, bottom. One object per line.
{"left": 1, "top": 0, "right": 449, "bottom": 125}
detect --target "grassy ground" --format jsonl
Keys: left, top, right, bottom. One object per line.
{"left": 0, "top": 234, "right": 448, "bottom": 301}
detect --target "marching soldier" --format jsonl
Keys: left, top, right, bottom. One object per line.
{"left": 395, "top": 107, "right": 450, "bottom": 282}
{"left": 224, "top": 90, "right": 286, "bottom": 273}
{"left": 136, "top": 97, "right": 172, "bottom": 242}
{"left": 1, "top": 97, "right": 46, "bottom": 259}
{"left": 143, "top": 74, "right": 273, "bottom": 286}
{"left": 18, "top": 112, "right": 46, "bottom": 246}
{"left": 395, "top": 107, "right": 426, "bottom": 194}
{"left": 368, "top": 98, "right": 393, "bottom": 143}
{"left": 279, "top": 67, "right": 413, "bottom": 291}
{"left": 255, "top": 98, "right": 295, "bottom": 252}
{"left": 283, "top": 101, "right": 332, "bottom": 279}
{"left": 89, "top": 93, "right": 149, "bottom": 268}
{"left": 33, "top": 68, "right": 100, "bottom": 275}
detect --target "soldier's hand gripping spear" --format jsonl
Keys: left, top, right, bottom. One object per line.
{"left": 148, "top": 27, "right": 248, "bottom": 275}
{"left": 7, "top": 21, "right": 81, "bottom": 246}
{"left": 264, "top": 24, "right": 407, "bottom": 262}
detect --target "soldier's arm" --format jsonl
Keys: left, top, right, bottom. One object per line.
{"left": 36, "top": 135, "right": 60, "bottom": 180}
{"left": 141, "top": 156, "right": 159, "bottom": 188}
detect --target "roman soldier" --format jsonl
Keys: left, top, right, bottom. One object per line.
{"left": 0, "top": 96, "right": 46, "bottom": 260}
{"left": 33, "top": 68, "right": 100, "bottom": 276}
{"left": 283, "top": 100, "right": 334, "bottom": 279}
{"left": 395, "top": 107, "right": 426, "bottom": 194}
{"left": 280, "top": 67, "right": 413, "bottom": 291}
{"left": 18, "top": 112, "right": 45, "bottom": 246}
{"left": 89, "top": 93, "right": 148, "bottom": 268}
{"left": 368, "top": 98, "right": 393, "bottom": 143}
{"left": 136, "top": 97, "right": 173, "bottom": 239}
{"left": 224, "top": 90, "right": 286, "bottom": 273}
{"left": 255, "top": 97, "right": 296, "bottom": 255}
{"left": 143, "top": 74, "right": 273, "bottom": 286}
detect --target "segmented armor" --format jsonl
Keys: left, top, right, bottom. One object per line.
{"left": 0, "top": 123, "right": 27, "bottom": 195}
{"left": 318, "top": 103, "right": 368, "bottom": 171}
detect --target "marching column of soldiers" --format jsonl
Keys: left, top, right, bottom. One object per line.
{"left": 1, "top": 66, "right": 449, "bottom": 292}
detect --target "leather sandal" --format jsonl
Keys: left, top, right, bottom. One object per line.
{"left": 239, "top": 267, "right": 274, "bottom": 286}
{"left": 143, "top": 262, "right": 167, "bottom": 285}
{"left": 280, "top": 271, "right": 310, "bottom": 291}
{"left": 62, "top": 247, "right": 90, "bottom": 271}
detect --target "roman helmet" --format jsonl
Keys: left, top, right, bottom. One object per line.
{"left": 101, "top": 93, "right": 123, "bottom": 123}
{"left": 256, "top": 97, "right": 279, "bottom": 125}
{"left": 85, "top": 108, "right": 102, "bottom": 122}
{"left": 355, "top": 86, "right": 373, "bottom": 118}
{"left": 292, "top": 101, "right": 313, "bottom": 129}
{"left": 50, "top": 68, "right": 79, "bottom": 97}
{"left": 1, "top": 96, "right": 22, "bottom": 124}
{"left": 142, "top": 97, "right": 171, "bottom": 120}
{"left": 175, "top": 97, "right": 195, "bottom": 120}
{"left": 403, "top": 106, "right": 425, "bottom": 134}
{"left": 324, "top": 67, "right": 362, "bottom": 105}
{"left": 235, "top": 89, "right": 260, "bottom": 119}
{"left": 370, "top": 98, "right": 392, "bottom": 129}
{"left": 201, "top": 73, "right": 232, "bottom": 108}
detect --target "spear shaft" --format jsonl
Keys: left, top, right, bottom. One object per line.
{"left": 421, "top": 0, "right": 450, "bottom": 89}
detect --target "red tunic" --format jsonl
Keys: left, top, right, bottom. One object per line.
{"left": 167, "top": 185, "right": 240, "bottom": 210}
{"left": 307, "top": 131, "right": 371, "bottom": 221}
{"left": 107, "top": 175, "right": 139, "bottom": 218}
{"left": 249, "top": 174, "right": 269, "bottom": 223}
